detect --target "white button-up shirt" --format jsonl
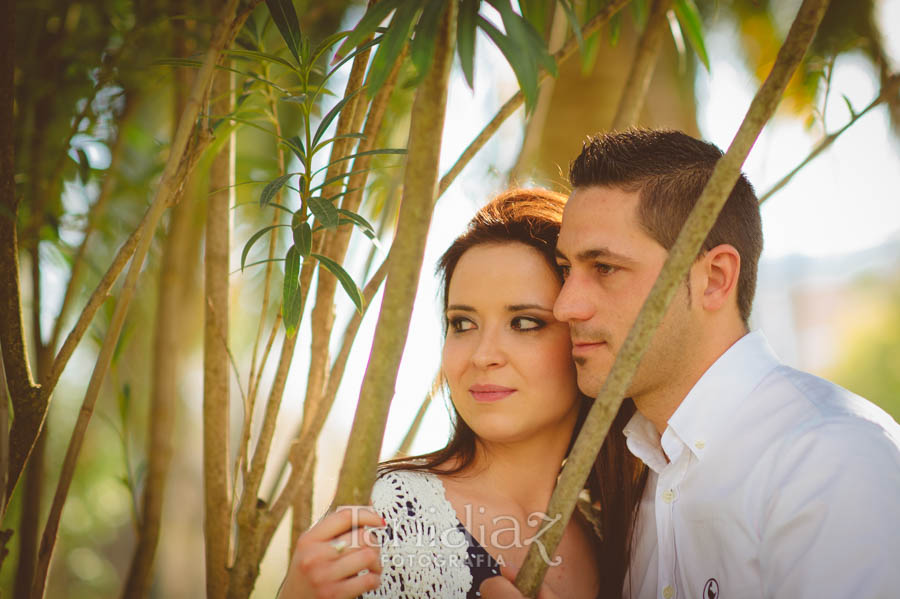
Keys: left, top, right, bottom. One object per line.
{"left": 623, "top": 331, "right": 900, "bottom": 599}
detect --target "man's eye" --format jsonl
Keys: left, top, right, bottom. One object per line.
{"left": 595, "top": 263, "right": 618, "bottom": 275}
{"left": 511, "top": 316, "right": 544, "bottom": 331}
{"left": 448, "top": 317, "right": 475, "bottom": 333}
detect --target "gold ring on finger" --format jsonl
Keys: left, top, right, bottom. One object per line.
{"left": 330, "top": 538, "right": 348, "bottom": 555}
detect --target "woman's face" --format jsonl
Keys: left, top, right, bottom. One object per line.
{"left": 442, "top": 242, "right": 580, "bottom": 446}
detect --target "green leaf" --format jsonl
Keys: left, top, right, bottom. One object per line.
{"left": 487, "top": 0, "right": 557, "bottom": 76}
{"left": 226, "top": 48, "right": 297, "bottom": 71}
{"left": 841, "top": 93, "right": 856, "bottom": 118}
{"left": 308, "top": 197, "right": 340, "bottom": 229}
{"left": 118, "top": 383, "right": 131, "bottom": 430}
{"left": 336, "top": 208, "right": 379, "bottom": 241}
{"left": 281, "top": 94, "right": 308, "bottom": 105}
{"left": 674, "top": 0, "right": 709, "bottom": 71}
{"left": 241, "top": 224, "right": 290, "bottom": 271}
{"left": 291, "top": 214, "right": 312, "bottom": 256}
{"left": 282, "top": 245, "right": 303, "bottom": 336}
{"left": 408, "top": 0, "right": 445, "bottom": 87}
{"left": 76, "top": 148, "right": 91, "bottom": 183}
{"left": 609, "top": 12, "right": 622, "bottom": 47}
{"left": 559, "top": 0, "right": 585, "bottom": 54}
{"left": 265, "top": 0, "right": 303, "bottom": 65}
{"left": 581, "top": 31, "right": 601, "bottom": 75}
{"left": 311, "top": 132, "right": 366, "bottom": 156}
{"left": 368, "top": 2, "right": 420, "bottom": 95}
{"left": 519, "top": 0, "right": 549, "bottom": 37}
{"left": 312, "top": 253, "right": 364, "bottom": 312}
{"left": 631, "top": 0, "right": 648, "bottom": 31}
{"left": 311, "top": 86, "right": 366, "bottom": 149}
{"left": 309, "top": 166, "right": 382, "bottom": 194}
{"left": 334, "top": 0, "right": 404, "bottom": 61}
{"left": 310, "top": 148, "right": 407, "bottom": 178}
{"left": 284, "top": 135, "right": 306, "bottom": 163}
{"left": 478, "top": 16, "right": 540, "bottom": 112}
{"left": 260, "top": 173, "right": 295, "bottom": 207}
{"left": 310, "top": 30, "right": 351, "bottom": 67}
{"left": 457, "top": 0, "right": 479, "bottom": 89}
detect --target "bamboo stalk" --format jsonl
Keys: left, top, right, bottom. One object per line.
{"left": 201, "top": 63, "right": 234, "bottom": 599}
{"left": 394, "top": 373, "right": 440, "bottom": 458}
{"left": 331, "top": 1, "right": 457, "bottom": 508}
{"left": 610, "top": 0, "right": 673, "bottom": 130}
{"left": 514, "top": 0, "right": 832, "bottom": 593}
{"left": 29, "top": 2, "right": 240, "bottom": 595}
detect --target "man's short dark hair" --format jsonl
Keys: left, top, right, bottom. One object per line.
{"left": 568, "top": 129, "right": 763, "bottom": 324}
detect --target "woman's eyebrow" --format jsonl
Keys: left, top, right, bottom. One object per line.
{"left": 506, "top": 304, "right": 553, "bottom": 312}
{"left": 446, "top": 304, "right": 476, "bottom": 312}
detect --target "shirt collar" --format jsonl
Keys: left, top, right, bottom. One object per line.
{"left": 623, "top": 331, "right": 781, "bottom": 470}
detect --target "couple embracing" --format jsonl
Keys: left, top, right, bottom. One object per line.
{"left": 280, "top": 129, "right": 900, "bottom": 599}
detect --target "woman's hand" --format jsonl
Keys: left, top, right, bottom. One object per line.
{"left": 479, "top": 565, "right": 561, "bottom": 599}
{"left": 278, "top": 506, "right": 385, "bottom": 599}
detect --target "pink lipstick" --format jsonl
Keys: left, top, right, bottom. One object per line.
{"left": 469, "top": 384, "right": 515, "bottom": 403}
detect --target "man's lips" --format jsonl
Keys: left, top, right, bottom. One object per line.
{"left": 571, "top": 340, "right": 607, "bottom": 356}
{"left": 469, "top": 384, "right": 515, "bottom": 402}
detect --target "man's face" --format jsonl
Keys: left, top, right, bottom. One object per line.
{"left": 553, "top": 185, "right": 698, "bottom": 399}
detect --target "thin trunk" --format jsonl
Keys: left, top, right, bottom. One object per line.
{"left": 30, "top": 2, "right": 241, "bottom": 595}
{"left": 331, "top": 2, "right": 457, "bottom": 508}
{"left": 514, "top": 1, "right": 831, "bottom": 593}
{"left": 610, "top": 0, "right": 674, "bottom": 130}
{"left": 202, "top": 65, "right": 233, "bottom": 599}
{"left": 289, "top": 451, "right": 315, "bottom": 551}
{"left": 14, "top": 428, "right": 45, "bottom": 598}
{"left": 394, "top": 375, "right": 439, "bottom": 458}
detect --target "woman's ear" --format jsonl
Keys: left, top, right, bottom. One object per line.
{"left": 699, "top": 244, "right": 741, "bottom": 313}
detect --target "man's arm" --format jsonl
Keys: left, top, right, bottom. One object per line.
{"left": 760, "top": 419, "right": 900, "bottom": 598}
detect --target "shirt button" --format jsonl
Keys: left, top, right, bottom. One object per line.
{"left": 694, "top": 439, "right": 706, "bottom": 450}
{"left": 662, "top": 585, "right": 675, "bottom": 599}
{"left": 661, "top": 489, "right": 676, "bottom": 503}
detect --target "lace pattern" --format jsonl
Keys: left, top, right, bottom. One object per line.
{"left": 363, "top": 470, "right": 474, "bottom": 598}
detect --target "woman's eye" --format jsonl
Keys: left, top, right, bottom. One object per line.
{"left": 556, "top": 264, "right": 570, "bottom": 279}
{"left": 448, "top": 317, "right": 475, "bottom": 333}
{"left": 511, "top": 316, "right": 544, "bottom": 331}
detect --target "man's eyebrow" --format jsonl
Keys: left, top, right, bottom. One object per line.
{"left": 557, "top": 247, "right": 636, "bottom": 265}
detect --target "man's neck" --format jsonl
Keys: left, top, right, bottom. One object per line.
{"left": 636, "top": 325, "right": 748, "bottom": 435}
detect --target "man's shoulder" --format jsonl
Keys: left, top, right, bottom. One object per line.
{"left": 752, "top": 363, "right": 900, "bottom": 451}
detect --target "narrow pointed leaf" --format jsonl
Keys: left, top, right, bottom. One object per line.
{"left": 281, "top": 94, "right": 308, "bottom": 105}
{"left": 265, "top": 0, "right": 303, "bottom": 65}
{"left": 311, "top": 132, "right": 366, "bottom": 156}
{"left": 368, "top": 2, "right": 420, "bottom": 95}
{"left": 519, "top": 0, "right": 549, "bottom": 36}
{"left": 334, "top": 0, "right": 404, "bottom": 60}
{"left": 674, "top": 0, "right": 709, "bottom": 71}
{"left": 486, "top": 0, "right": 557, "bottom": 76}
{"left": 478, "top": 16, "right": 539, "bottom": 112}
{"left": 310, "top": 148, "right": 407, "bottom": 178}
{"left": 292, "top": 211, "right": 313, "bottom": 256}
{"left": 311, "top": 86, "right": 366, "bottom": 148}
{"left": 335, "top": 208, "right": 376, "bottom": 236}
{"left": 841, "top": 93, "right": 856, "bottom": 117}
{"left": 310, "top": 166, "right": 383, "bottom": 194}
{"left": 631, "top": 0, "right": 649, "bottom": 30}
{"left": 559, "top": 0, "right": 585, "bottom": 54}
{"left": 285, "top": 135, "right": 306, "bottom": 163}
{"left": 312, "top": 253, "right": 364, "bottom": 312}
{"left": 308, "top": 197, "right": 340, "bottom": 229}
{"left": 225, "top": 48, "right": 297, "bottom": 70}
{"left": 310, "top": 31, "right": 351, "bottom": 67}
{"left": 457, "top": 0, "right": 479, "bottom": 88}
{"left": 282, "top": 245, "right": 303, "bottom": 336}
{"left": 409, "top": 0, "right": 445, "bottom": 86}
{"left": 260, "top": 173, "right": 295, "bottom": 207}
{"left": 241, "top": 224, "right": 290, "bottom": 271}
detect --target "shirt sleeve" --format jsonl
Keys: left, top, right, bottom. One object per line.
{"left": 759, "top": 419, "right": 900, "bottom": 599}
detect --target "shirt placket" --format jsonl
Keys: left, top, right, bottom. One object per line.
{"left": 655, "top": 440, "right": 691, "bottom": 599}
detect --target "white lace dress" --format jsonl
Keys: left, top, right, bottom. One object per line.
{"left": 362, "top": 469, "right": 501, "bottom": 599}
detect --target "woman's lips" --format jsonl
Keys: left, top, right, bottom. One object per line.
{"left": 469, "top": 384, "right": 515, "bottom": 402}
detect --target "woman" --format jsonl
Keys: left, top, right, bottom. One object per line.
{"left": 279, "top": 189, "right": 647, "bottom": 599}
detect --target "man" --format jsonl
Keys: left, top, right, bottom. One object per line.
{"left": 552, "top": 129, "right": 900, "bottom": 598}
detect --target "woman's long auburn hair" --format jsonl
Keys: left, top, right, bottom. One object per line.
{"left": 380, "top": 188, "right": 648, "bottom": 596}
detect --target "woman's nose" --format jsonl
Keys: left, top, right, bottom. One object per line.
{"left": 471, "top": 329, "right": 506, "bottom": 369}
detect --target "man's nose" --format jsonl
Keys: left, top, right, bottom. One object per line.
{"left": 471, "top": 328, "right": 506, "bottom": 369}
{"left": 553, "top": 276, "right": 595, "bottom": 323}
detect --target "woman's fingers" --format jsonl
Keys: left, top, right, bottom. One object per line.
{"left": 302, "top": 506, "right": 385, "bottom": 544}
{"left": 479, "top": 576, "right": 526, "bottom": 599}
{"left": 324, "top": 544, "right": 383, "bottom": 581}
{"left": 318, "top": 571, "right": 382, "bottom": 599}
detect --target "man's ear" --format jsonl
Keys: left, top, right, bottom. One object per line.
{"left": 698, "top": 244, "right": 740, "bottom": 313}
